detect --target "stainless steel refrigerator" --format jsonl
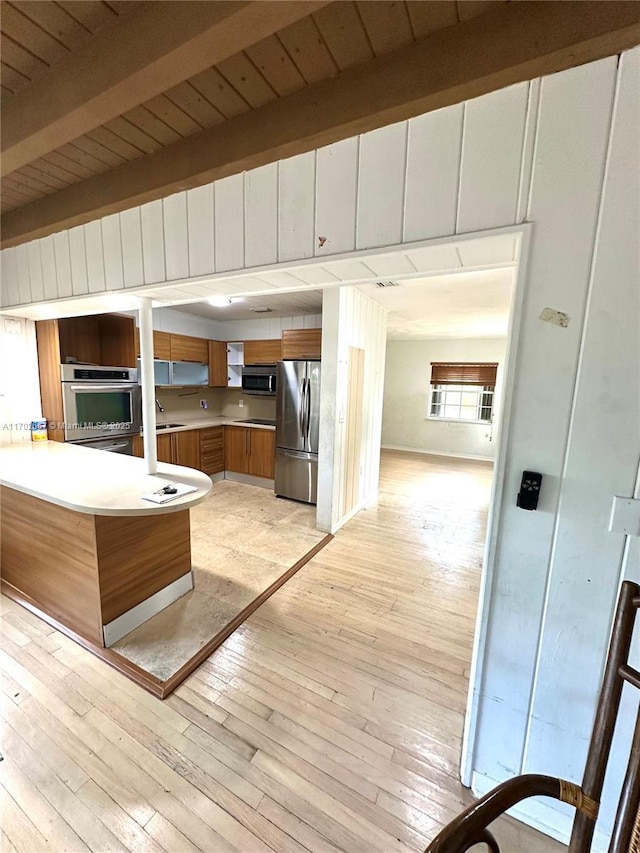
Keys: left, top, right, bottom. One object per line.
{"left": 275, "top": 360, "right": 321, "bottom": 504}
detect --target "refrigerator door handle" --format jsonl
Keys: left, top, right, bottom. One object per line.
{"left": 305, "top": 376, "right": 312, "bottom": 447}
{"left": 301, "top": 378, "right": 309, "bottom": 449}
{"left": 298, "top": 378, "right": 306, "bottom": 438}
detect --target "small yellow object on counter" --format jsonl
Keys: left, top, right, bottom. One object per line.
{"left": 30, "top": 419, "right": 47, "bottom": 441}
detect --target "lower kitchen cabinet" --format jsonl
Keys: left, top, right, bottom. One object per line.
{"left": 199, "top": 427, "right": 224, "bottom": 475}
{"left": 224, "top": 426, "right": 275, "bottom": 479}
{"left": 133, "top": 431, "right": 195, "bottom": 465}
{"left": 157, "top": 433, "right": 173, "bottom": 463}
{"left": 248, "top": 429, "right": 275, "bottom": 478}
{"left": 224, "top": 426, "right": 249, "bottom": 474}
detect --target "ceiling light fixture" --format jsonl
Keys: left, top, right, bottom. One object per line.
{"left": 250, "top": 307, "right": 272, "bottom": 313}
{"left": 208, "top": 296, "right": 232, "bottom": 307}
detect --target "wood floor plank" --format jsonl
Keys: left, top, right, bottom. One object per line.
{"left": 0, "top": 452, "right": 564, "bottom": 853}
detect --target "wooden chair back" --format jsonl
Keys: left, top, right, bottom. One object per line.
{"left": 425, "top": 580, "right": 640, "bottom": 853}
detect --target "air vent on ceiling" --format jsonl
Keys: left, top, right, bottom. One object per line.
{"left": 375, "top": 280, "right": 400, "bottom": 288}
{"left": 250, "top": 307, "right": 272, "bottom": 313}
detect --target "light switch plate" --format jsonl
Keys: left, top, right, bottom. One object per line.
{"left": 608, "top": 496, "right": 640, "bottom": 536}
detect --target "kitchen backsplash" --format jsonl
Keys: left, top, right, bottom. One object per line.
{"left": 152, "top": 387, "right": 276, "bottom": 424}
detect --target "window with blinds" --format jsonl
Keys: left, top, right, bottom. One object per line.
{"left": 428, "top": 362, "right": 498, "bottom": 422}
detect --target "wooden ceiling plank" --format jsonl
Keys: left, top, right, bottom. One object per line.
{"left": 20, "top": 162, "right": 70, "bottom": 191}
{"left": 3, "top": 0, "right": 639, "bottom": 247}
{"left": 163, "top": 82, "right": 226, "bottom": 130}
{"left": 102, "top": 116, "right": 163, "bottom": 156}
{"left": 10, "top": 1, "right": 91, "bottom": 49}
{"left": 313, "top": 2, "right": 374, "bottom": 71}
{"left": 0, "top": 60, "right": 31, "bottom": 95}
{"left": 188, "top": 67, "right": 251, "bottom": 120}
{"left": 22, "top": 160, "right": 72, "bottom": 190}
{"left": 142, "top": 93, "right": 203, "bottom": 138}
{"left": 245, "top": 34, "right": 307, "bottom": 97}
{"left": 457, "top": 1, "right": 504, "bottom": 23}
{"left": 356, "top": 0, "right": 415, "bottom": 55}
{"left": 42, "top": 149, "right": 99, "bottom": 181}
{"left": 216, "top": 52, "right": 278, "bottom": 109}
{"left": 1, "top": 1, "right": 330, "bottom": 176}
{"left": 30, "top": 154, "right": 88, "bottom": 185}
{"left": 4, "top": 170, "right": 53, "bottom": 196}
{"left": 120, "top": 106, "right": 182, "bottom": 147}
{"left": 57, "top": 141, "right": 118, "bottom": 175}
{"left": 84, "top": 126, "right": 145, "bottom": 162}
{"left": 56, "top": 1, "right": 120, "bottom": 34}
{"left": 71, "top": 134, "right": 127, "bottom": 169}
{"left": 406, "top": 1, "right": 459, "bottom": 38}
{"left": 0, "top": 3, "right": 70, "bottom": 66}
{"left": 0, "top": 32, "right": 49, "bottom": 81}
{"left": 2, "top": 177, "right": 43, "bottom": 201}
{"left": 277, "top": 15, "right": 340, "bottom": 84}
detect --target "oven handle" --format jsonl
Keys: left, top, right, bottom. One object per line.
{"left": 68, "top": 384, "right": 138, "bottom": 392}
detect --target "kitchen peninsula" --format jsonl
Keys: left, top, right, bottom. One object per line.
{"left": 0, "top": 440, "right": 212, "bottom": 658}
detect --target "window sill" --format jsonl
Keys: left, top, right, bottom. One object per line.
{"left": 425, "top": 416, "right": 491, "bottom": 425}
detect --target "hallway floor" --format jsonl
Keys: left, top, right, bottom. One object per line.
{"left": 0, "top": 450, "right": 565, "bottom": 852}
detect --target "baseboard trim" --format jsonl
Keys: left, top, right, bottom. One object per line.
{"left": 103, "top": 571, "right": 193, "bottom": 646}
{"left": 381, "top": 444, "right": 495, "bottom": 463}
{"left": 224, "top": 471, "right": 274, "bottom": 489}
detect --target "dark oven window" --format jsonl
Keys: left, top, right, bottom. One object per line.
{"left": 75, "top": 392, "right": 132, "bottom": 426}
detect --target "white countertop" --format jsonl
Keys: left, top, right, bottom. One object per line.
{"left": 0, "top": 440, "right": 213, "bottom": 517}
{"left": 147, "top": 416, "right": 276, "bottom": 434}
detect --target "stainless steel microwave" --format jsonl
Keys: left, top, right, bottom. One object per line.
{"left": 241, "top": 364, "right": 277, "bottom": 396}
{"left": 60, "top": 364, "right": 142, "bottom": 442}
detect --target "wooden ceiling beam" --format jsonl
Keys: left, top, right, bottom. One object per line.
{"left": 2, "top": 1, "right": 639, "bottom": 248}
{"left": 1, "top": 0, "right": 330, "bottom": 177}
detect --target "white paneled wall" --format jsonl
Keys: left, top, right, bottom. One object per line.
{"left": 0, "top": 317, "right": 41, "bottom": 442}
{"left": 468, "top": 51, "right": 639, "bottom": 850}
{"left": 0, "top": 75, "right": 535, "bottom": 308}
{"left": 1, "top": 48, "right": 639, "bottom": 849}
{"left": 317, "top": 287, "right": 387, "bottom": 533}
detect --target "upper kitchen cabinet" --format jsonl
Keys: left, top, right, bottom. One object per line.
{"left": 170, "top": 333, "right": 208, "bottom": 363}
{"left": 281, "top": 329, "right": 321, "bottom": 360}
{"left": 208, "top": 340, "right": 227, "bottom": 387}
{"left": 244, "top": 339, "right": 282, "bottom": 365}
{"left": 56, "top": 313, "right": 136, "bottom": 367}
{"left": 135, "top": 329, "right": 171, "bottom": 361}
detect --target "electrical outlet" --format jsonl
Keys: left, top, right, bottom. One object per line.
{"left": 238, "top": 399, "right": 244, "bottom": 408}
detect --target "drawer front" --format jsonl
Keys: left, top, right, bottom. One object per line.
{"left": 200, "top": 427, "right": 224, "bottom": 475}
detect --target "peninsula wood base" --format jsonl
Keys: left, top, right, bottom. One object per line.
{"left": 0, "top": 486, "right": 192, "bottom": 647}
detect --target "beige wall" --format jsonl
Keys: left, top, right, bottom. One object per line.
{"left": 381, "top": 337, "right": 507, "bottom": 459}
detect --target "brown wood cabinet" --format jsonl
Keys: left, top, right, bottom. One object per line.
{"left": 56, "top": 313, "right": 136, "bottom": 367}
{"left": 135, "top": 329, "right": 172, "bottom": 361}
{"left": 36, "top": 313, "right": 137, "bottom": 442}
{"left": 208, "top": 340, "right": 227, "bottom": 387}
{"left": 172, "top": 429, "right": 200, "bottom": 470}
{"left": 200, "top": 427, "right": 224, "bottom": 475}
{"left": 224, "top": 426, "right": 275, "bottom": 478}
{"left": 224, "top": 426, "right": 248, "bottom": 474}
{"left": 170, "top": 333, "right": 209, "bottom": 363}
{"left": 281, "top": 328, "right": 321, "bottom": 360}
{"left": 248, "top": 429, "right": 276, "bottom": 478}
{"left": 244, "top": 339, "right": 282, "bottom": 365}
{"left": 134, "top": 429, "right": 202, "bottom": 469}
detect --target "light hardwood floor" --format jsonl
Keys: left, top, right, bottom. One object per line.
{"left": 0, "top": 450, "right": 565, "bottom": 852}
